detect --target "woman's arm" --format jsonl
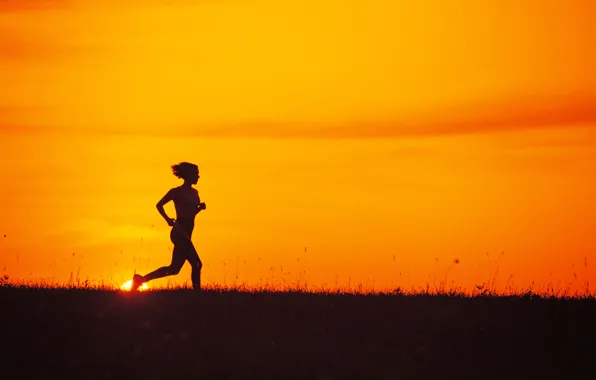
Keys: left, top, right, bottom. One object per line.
{"left": 156, "top": 189, "right": 176, "bottom": 226}
{"left": 194, "top": 191, "right": 206, "bottom": 215}
{"left": 195, "top": 202, "right": 207, "bottom": 215}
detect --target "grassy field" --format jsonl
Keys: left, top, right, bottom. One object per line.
{"left": 1, "top": 286, "right": 595, "bottom": 380}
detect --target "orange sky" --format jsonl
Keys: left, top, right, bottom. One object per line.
{"left": 1, "top": 0, "right": 595, "bottom": 292}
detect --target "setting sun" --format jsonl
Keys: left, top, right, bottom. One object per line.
{"left": 120, "top": 280, "right": 149, "bottom": 292}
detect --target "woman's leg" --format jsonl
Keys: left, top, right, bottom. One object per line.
{"left": 142, "top": 245, "right": 186, "bottom": 283}
{"left": 185, "top": 241, "right": 203, "bottom": 291}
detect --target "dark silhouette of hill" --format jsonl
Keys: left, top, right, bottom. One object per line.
{"left": 1, "top": 287, "right": 595, "bottom": 380}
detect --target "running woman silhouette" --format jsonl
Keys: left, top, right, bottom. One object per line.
{"left": 131, "top": 162, "right": 206, "bottom": 291}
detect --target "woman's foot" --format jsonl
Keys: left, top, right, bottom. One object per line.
{"left": 131, "top": 274, "right": 145, "bottom": 291}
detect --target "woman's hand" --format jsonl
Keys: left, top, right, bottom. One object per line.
{"left": 197, "top": 202, "right": 207, "bottom": 213}
{"left": 166, "top": 217, "right": 176, "bottom": 227}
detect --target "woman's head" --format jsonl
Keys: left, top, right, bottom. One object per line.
{"left": 171, "top": 162, "right": 199, "bottom": 184}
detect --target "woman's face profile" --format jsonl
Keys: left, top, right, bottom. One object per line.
{"left": 190, "top": 169, "right": 200, "bottom": 184}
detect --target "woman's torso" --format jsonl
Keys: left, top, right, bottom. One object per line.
{"left": 171, "top": 186, "right": 199, "bottom": 239}
{"left": 172, "top": 186, "right": 200, "bottom": 220}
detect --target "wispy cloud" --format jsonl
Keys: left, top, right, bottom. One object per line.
{"left": 0, "top": 0, "right": 205, "bottom": 13}
{"left": 0, "top": 34, "right": 82, "bottom": 62}
{"left": 0, "top": 106, "right": 57, "bottom": 134}
{"left": 191, "top": 92, "right": 596, "bottom": 139}
{"left": 2, "top": 93, "right": 596, "bottom": 138}
{"left": 0, "top": 1, "right": 71, "bottom": 13}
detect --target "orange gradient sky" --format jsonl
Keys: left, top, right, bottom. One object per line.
{"left": 1, "top": 0, "right": 595, "bottom": 292}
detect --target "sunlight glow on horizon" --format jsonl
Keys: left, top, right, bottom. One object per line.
{"left": 120, "top": 280, "right": 149, "bottom": 292}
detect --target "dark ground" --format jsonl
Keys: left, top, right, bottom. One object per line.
{"left": 1, "top": 287, "right": 595, "bottom": 380}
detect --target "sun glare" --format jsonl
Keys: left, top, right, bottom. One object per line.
{"left": 120, "top": 280, "right": 149, "bottom": 292}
